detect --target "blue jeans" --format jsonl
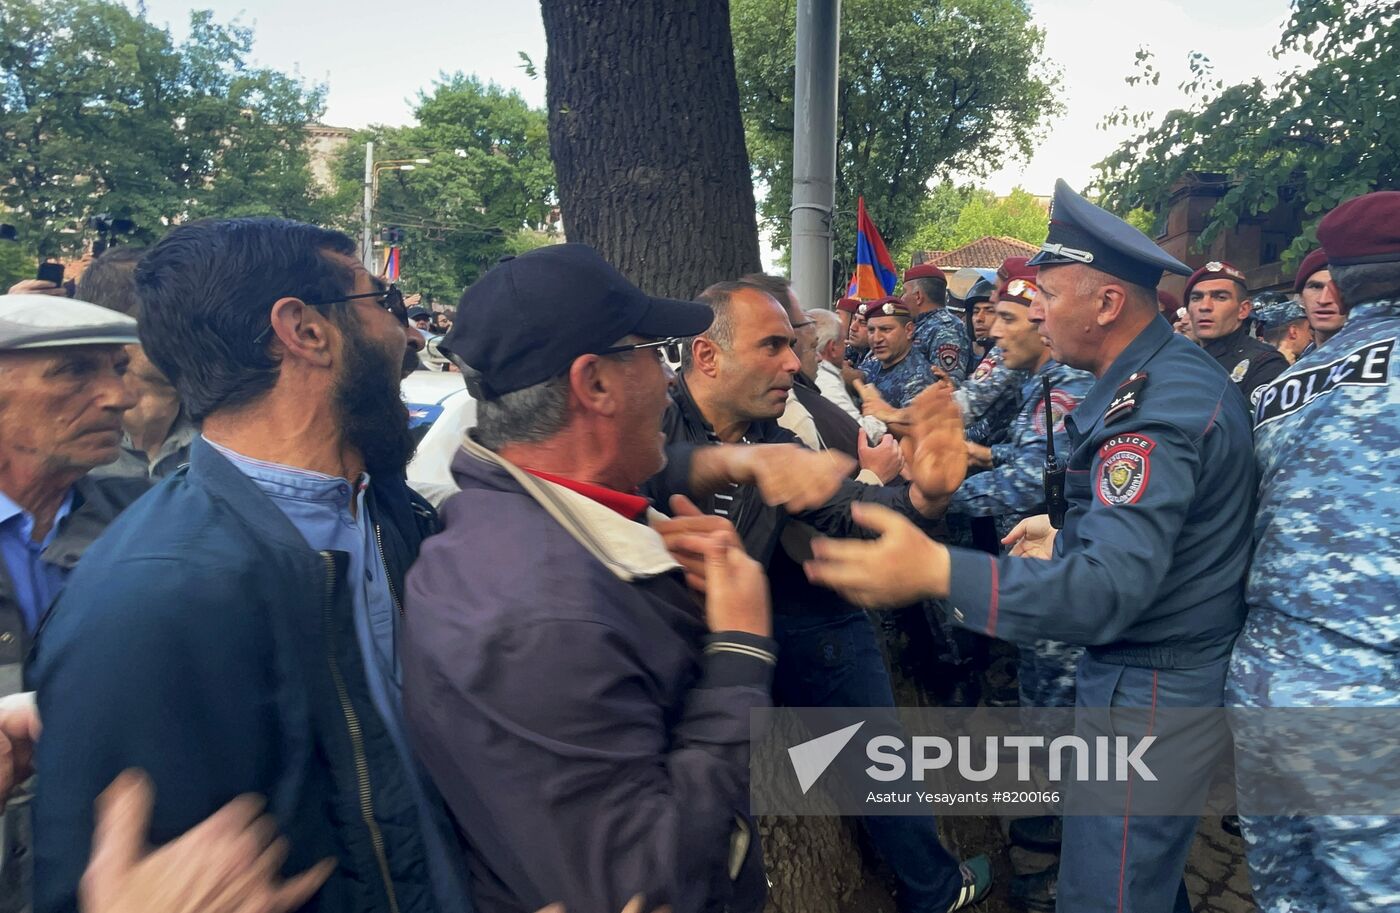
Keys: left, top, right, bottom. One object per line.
{"left": 774, "top": 611, "right": 964, "bottom": 913}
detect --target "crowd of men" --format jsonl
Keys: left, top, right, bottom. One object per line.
{"left": 0, "top": 181, "right": 1394, "bottom": 913}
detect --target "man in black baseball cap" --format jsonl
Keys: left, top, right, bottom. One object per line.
{"left": 440, "top": 243, "right": 713, "bottom": 400}
{"left": 408, "top": 243, "right": 781, "bottom": 913}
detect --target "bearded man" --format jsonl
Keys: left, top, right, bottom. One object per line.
{"left": 30, "top": 218, "right": 469, "bottom": 913}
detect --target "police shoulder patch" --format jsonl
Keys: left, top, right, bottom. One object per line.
{"left": 1230, "top": 359, "right": 1250, "bottom": 383}
{"left": 936, "top": 342, "right": 961, "bottom": 371}
{"left": 1096, "top": 434, "right": 1156, "bottom": 506}
{"left": 972, "top": 357, "right": 995, "bottom": 381}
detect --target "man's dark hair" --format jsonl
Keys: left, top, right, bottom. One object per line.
{"left": 134, "top": 218, "right": 358, "bottom": 420}
{"left": 77, "top": 247, "right": 145, "bottom": 317}
{"left": 739, "top": 272, "right": 792, "bottom": 308}
{"left": 908, "top": 275, "right": 947, "bottom": 305}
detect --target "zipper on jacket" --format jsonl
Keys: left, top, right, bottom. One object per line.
{"left": 321, "top": 551, "right": 401, "bottom": 913}
{"left": 374, "top": 523, "right": 404, "bottom": 617}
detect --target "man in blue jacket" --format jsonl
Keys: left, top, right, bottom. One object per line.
{"left": 29, "top": 218, "right": 469, "bottom": 913}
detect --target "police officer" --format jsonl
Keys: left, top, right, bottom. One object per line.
{"left": 1184, "top": 260, "right": 1288, "bottom": 405}
{"left": 805, "top": 179, "right": 1256, "bottom": 913}
{"left": 959, "top": 258, "right": 1036, "bottom": 447}
{"left": 860, "top": 297, "right": 935, "bottom": 408}
{"left": 1228, "top": 191, "right": 1400, "bottom": 913}
{"left": 963, "top": 277, "right": 997, "bottom": 373}
{"left": 1293, "top": 248, "right": 1345, "bottom": 355}
{"left": 1250, "top": 293, "right": 1312, "bottom": 364}
{"left": 902, "top": 263, "right": 971, "bottom": 381}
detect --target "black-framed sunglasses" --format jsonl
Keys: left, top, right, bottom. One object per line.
{"left": 252, "top": 284, "right": 407, "bottom": 344}
{"left": 598, "top": 336, "right": 686, "bottom": 364}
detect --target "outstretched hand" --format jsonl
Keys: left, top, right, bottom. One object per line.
{"left": 803, "top": 503, "right": 949, "bottom": 608}
{"left": 899, "top": 384, "right": 968, "bottom": 503}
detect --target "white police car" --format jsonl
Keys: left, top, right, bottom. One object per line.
{"left": 402, "top": 369, "right": 475, "bottom": 506}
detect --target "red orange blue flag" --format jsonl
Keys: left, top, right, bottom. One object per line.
{"left": 382, "top": 245, "right": 400, "bottom": 281}
{"left": 846, "top": 197, "right": 898, "bottom": 299}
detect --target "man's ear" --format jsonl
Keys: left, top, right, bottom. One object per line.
{"left": 268, "top": 297, "right": 334, "bottom": 368}
{"left": 690, "top": 335, "right": 722, "bottom": 378}
{"left": 568, "top": 354, "right": 629, "bottom": 418}
{"left": 1094, "top": 284, "right": 1130, "bottom": 327}
{"left": 1240, "top": 297, "right": 1254, "bottom": 320}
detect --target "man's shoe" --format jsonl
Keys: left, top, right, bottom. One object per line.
{"left": 1009, "top": 862, "right": 1058, "bottom": 913}
{"left": 944, "top": 854, "right": 992, "bottom": 911}
{"left": 1008, "top": 815, "right": 1062, "bottom": 852}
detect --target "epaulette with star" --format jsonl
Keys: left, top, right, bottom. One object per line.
{"left": 1104, "top": 371, "right": 1147, "bottom": 425}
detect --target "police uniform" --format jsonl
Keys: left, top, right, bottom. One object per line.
{"left": 904, "top": 263, "right": 971, "bottom": 381}
{"left": 1184, "top": 261, "right": 1289, "bottom": 406}
{"left": 861, "top": 345, "right": 934, "bottom": 408}
{"left": 941, "top": 180, "right": 1257, "bottom": 913}
{"left": 949, "top": 357, "right": 1094, "bottom": 710}
{"left": 1227, "top": 192, "right": 1400, "bottom": 913}
{"left": 958, "top": 348, "right": 1030, "bottom": 446}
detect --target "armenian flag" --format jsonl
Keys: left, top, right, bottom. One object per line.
{"left": 846, "top": 197, "right": 898, "bottom": 299}
{"left": 382, "top": 246, "right": 401, "bottom": 281}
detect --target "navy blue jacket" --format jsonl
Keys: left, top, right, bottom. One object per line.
{"left": 945, "top": 315, "right": 1256, "bottom": 667}
{"left": 29, "top": 438, "right": 443, "bottom": 913}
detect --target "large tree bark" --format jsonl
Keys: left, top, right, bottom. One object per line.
{"left": 541, "top": 0, "right": 763, "bottom": 298}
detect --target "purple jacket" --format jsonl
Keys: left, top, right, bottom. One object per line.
{"left": 402, "top": 437, "right": 775, "bottom": 913}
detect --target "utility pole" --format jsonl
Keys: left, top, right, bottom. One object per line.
{"left": 362, "top": 141, "right": 375, "bottom": 270}
{"left": 789, "top": 0, "right": 840, "bottom": 310}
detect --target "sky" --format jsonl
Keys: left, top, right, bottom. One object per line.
{"left": 133, "top": 0, "right": 1298, "bottom": 197}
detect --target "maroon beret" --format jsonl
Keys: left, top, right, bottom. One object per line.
{"left": 903, "top": 263, "right": 945, "bottom": 283}
{"left": 1292, "top": 248, "right": 1330, "bottom": 293}
{"left": 836, "top": 296, "right": 863, "bottom": 315}
{"left": 997, "top": 277, "right": 1038, "bottom": 306}
{"left": 859, "top": 295, "right": 910, "bottom": 319}
{"left": 1184, "top": 260, "right": 1248, "bottom": 298}
{"left": 1156, "top": 289, "right": 1179, "bottom": 314}
{"left": 998, "top": 256, "right": 1031, "bottom": 281}
{"left": 1317, "top": 191, "right": 1400, "bottom": 267}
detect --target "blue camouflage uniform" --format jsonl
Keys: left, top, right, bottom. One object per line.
{"left": 1227, "top": 297, "right": 1400, "bottom": 913}
{"left": 941, "top": 179, "right": 1257, "bottom": 913}
{"left": 946, "top": 359, "right": 1094, "bottom": 710}
{"left": 912, "top": 307, "right": 971, "bottom": 382}
{"left": 957, "top": 348, "right": 1031, "bottom": 445}
{"left": 861, "top": 346, "right": 934, "bottom": 408}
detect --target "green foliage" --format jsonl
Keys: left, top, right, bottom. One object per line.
{"left": 897, "top": 185, "right": 1047, "bottom": 262}
{"left": 0, "top": 0, "right": 328, "bottom": 258}
{"left": 1095, "top": 0, "right": 1399, "bottom": 265}
{"left": 326, "top": 74, "right": 557, "bottom": 301}
{"left": 733, "top": 0, "right": 1061, "bottom": 264}
{"left": 0, "top": 239, "right": 33, "bottom": 289}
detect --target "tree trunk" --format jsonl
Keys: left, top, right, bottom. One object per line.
{"left": 541, "top": 0, "right": 763, "bottom": 299}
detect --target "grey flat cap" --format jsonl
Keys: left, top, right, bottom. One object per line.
{"left": 0, "top": 294, "right": 140, "bottom": 351}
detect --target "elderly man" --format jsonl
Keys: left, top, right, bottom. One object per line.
{"left": 807, "top": 308, "right": 863, "bottom": 421}
{"left": 0, "top": 294, "right": 148, "bottom": 912}
{"left": 1229, "top": 191, "right": 1400, "bottom": 913}
{"left": 1293, "top": 248, "right": 1345, "bottom": 355}
{"left": 407, "top": 243, "right": 780, "bottom": 913}
{"left": 1184, "top": 260, "right": 1288, "bottom": 404}
{"left": 806, "top": 180, "right": 1256, "bottom": 913}
{"left": 30, "top": 218, "right": 467, "bottom": 913}
{"left": 72, "top": 248, "right": 198, "bottom": 481}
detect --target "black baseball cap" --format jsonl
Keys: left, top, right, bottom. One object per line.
{"left": 441, "top": 243, "right": 713, "bottom": 399}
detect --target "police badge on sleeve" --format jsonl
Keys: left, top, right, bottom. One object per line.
{"left": 1096, "top": 434, "right": 1155, "bottom": 506}
{"left": 936, "top": 343, "right": 961, "bottom": 372}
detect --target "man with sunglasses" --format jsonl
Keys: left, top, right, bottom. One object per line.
{"left": 30, "top": 218, "right": 468, "bottom": 913}
{"left": 404, "top": 243, "right": 803, "bottom": 913}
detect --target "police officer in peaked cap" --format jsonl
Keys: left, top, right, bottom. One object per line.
{"left": 804, "top": 179, "right": 1257, "bottom": 913}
